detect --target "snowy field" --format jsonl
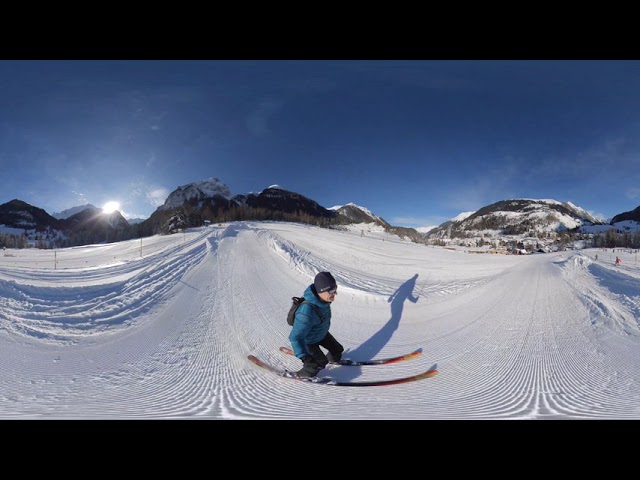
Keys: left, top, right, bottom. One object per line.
{"left": 1, "top": 222, "right": 639, "bottom": 419}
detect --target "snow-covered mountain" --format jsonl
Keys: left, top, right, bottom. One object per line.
{"left": 62, "top": 206, "right": 129, "bottom": 230}
{"left": 51, "top": 204, "right": 99, "bottom": 219}
{"left": 158, "top": 177, "right": 232, "bottom": 211}
{"left": 564, "top": 201, "right": 604, "bottom": 224}
{"left": 3, "top": 175, "right": 640, "bottom": 251}
{"left": 451, "top": 211, "right": 475, "bottom": 222}
{"left": 330, "top": 202, "right": 390, "bottom": 228}
{"left": 148, "top": 179, "right": 640, "bottom": 248}
{"left": 426, "top": 198, "right": 609, "bottom": 247}
{"left": 0, "top": 200, "right": 130, "bottom": 248}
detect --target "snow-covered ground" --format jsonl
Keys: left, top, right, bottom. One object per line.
{"left": 1, "top": 222, "right": 639, "bottom": 419}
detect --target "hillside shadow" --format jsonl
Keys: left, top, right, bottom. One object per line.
{"left": 333, "top": 274, "right": 421, "bottom": 380}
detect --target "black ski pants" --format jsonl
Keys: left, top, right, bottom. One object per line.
{"left": 307, "top": 332, "right": 344, "bottom": 368}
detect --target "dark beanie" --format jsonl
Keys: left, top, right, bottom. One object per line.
{"left": 314, "top": 271, "right": 337, "bottom": 293}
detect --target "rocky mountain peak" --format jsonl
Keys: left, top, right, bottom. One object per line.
{"left": 159, "top": 177, "right": 232, "bottom": 211}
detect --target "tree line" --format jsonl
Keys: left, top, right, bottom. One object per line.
{"left": 0, "top": 205, "right": 354, "bottom": 249}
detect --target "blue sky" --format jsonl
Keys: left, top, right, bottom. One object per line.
{"left": 1, "top": 60, "right": 639, "bottom": 227}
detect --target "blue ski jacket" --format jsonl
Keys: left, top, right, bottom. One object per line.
{"left": 288, "top": 284, "right": 332, "bottom": 359}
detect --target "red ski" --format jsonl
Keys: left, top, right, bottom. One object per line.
{"left": 278, "top": 346, "right": 422, "bottom": 366}
{"left": 248, "top": 354, "right": 438, "bottom": 387}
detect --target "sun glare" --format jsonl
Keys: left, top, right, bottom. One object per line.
{"left": 102, "top": 201, "right": 121, "bottom": 214}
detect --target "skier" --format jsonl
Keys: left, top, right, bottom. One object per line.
{"left": 288, "top": 271, "right": 344, "bottom": 378}
{"left": 615, "top": 256, "right": 621, "bottom": 266}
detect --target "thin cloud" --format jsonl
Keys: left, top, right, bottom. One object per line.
{"left": 626, "top": 187, "right": 640, "bottom": 201}
{"left": 246, "top": 98, "right": 284, "bottom": 138}
{"left": 147, "top": 187, "right": 169, "bottom": 207}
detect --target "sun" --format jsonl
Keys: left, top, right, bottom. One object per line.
{"left": 102, "top": 201, "right": 121, "bottom": 214}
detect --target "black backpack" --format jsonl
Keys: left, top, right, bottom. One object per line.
{"left": 287, "top": 297, "right": 322, "bottom": 326}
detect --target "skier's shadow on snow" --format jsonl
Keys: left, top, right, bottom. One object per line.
{"left": 335, "top": 274, "right": 420, "bottom": 380}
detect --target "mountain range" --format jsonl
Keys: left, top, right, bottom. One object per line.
{"left": 1, "top": 176, "right": 639, "bottom": 250}
{"left": 425, "top": 198, "right": 640, "bottom": 251}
